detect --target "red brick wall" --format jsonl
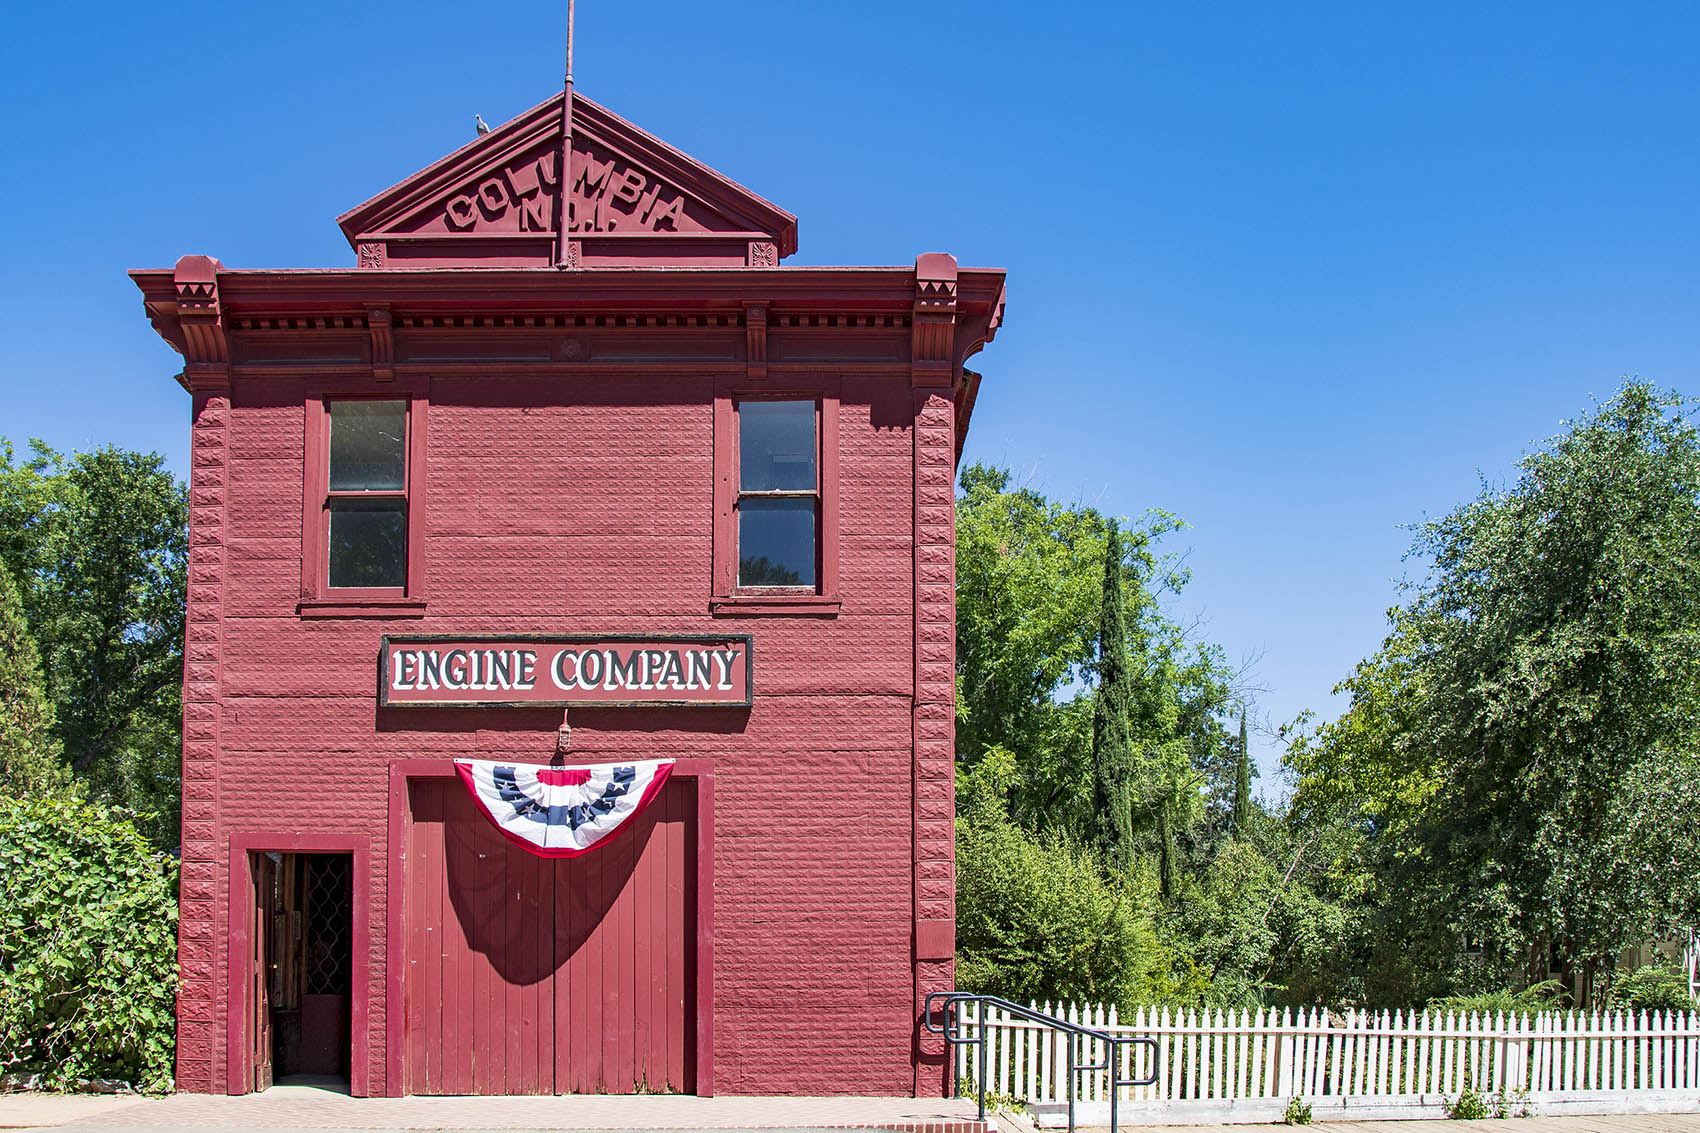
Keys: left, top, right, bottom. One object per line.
{"left": 189, "top": 372, "right": 929, "bottom": 1095}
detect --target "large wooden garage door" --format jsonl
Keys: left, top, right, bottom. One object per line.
{"left": 403, "top": 775, "right": 695, "bottom": 1095}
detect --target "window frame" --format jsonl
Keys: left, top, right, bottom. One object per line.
{"left": 711, "top": 385, "right": 839, "bottom": 615}
{"left": 299, "top": 385, "right": 428, "bottom": 618}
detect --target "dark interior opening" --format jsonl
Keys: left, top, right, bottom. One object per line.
{"left": 265, "top": 852, "right": 353, "bottom": 1084}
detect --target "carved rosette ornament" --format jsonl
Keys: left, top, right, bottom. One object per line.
{"left": 357, "top": 242, "right": 386, "bottom": 269}
{"left": 747, "top": 240, "right": 778, "bottom": 268}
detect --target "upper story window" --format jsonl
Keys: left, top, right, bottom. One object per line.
{"left": 737, "top": 400, "right": 817, "bottom": 588}
{"left": 326, "top": 400, "right": 409, "bottom": 589}
{"left": 710, "top": 387, "right": 839, "bottom": 614}
{"left": 300, "top": 391, "right": 427, "bottom": 616}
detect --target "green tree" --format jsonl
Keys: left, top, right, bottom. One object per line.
{"left": 956, "top": 463, "right": 1235, "bottom": 847}
{"left": 1230, "top": 707, "right": 1252, "bottom": 838}
{"left": 956, "top": 748, "right": 1166, "bottom": 1008}
{"left": 1161, "top": 840, "right": 1280, "bottom": 1006}
{"left": 955, "top": 465, "right": 1112, "bottom": 830}
{"left": 0, "top": 441, "right": 187, "bottom": 846}
{"left": 1091, "top": 521, "right": 1136, "bottom": 865}
{"left": 1155, "top": 801, "right": 1179, "bottom": 897}
{"left": 0, "top": 561, "right": 69, "bottom": 795}
{"left": 1287, "top": 381, "right": 1700, "bottom": 1005}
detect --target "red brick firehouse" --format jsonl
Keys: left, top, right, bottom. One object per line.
{"left": 132, "top": 88, "right": 1005, "bottom": 1098}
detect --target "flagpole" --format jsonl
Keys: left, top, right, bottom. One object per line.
{"left": 556, "top": 0, "right": 575, "bottom": 267}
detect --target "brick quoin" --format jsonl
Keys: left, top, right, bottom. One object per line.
{"left": 133, "top": 89, "right": 1005, "bottom": 1099}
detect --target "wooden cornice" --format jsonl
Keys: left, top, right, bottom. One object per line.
{"left": 132, "top": 265, "right": 1007, "bottom": 322}
{"left": 131, "top": 261, "right": 1006, "bottom": 398}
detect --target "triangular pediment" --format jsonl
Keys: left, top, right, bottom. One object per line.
{"left": 338, "top": 92, "right": 797, "bottom": 269}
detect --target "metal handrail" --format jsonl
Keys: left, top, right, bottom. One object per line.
{"left": 923, "top": 992, "right": 1158, "bottom": 1133}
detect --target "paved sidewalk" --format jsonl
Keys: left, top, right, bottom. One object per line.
{"left": 5, "top": 1088, "right": 1699, "bottom": 1132}
{"left": 0, "top": 1096, "right": 139, "bottom": 1130}
{"left": 0, "top": 1084, "right": 983, "bottom": 1131}
{"left": 1087, "top": 1115, "right": 1700, "bottom": 1131}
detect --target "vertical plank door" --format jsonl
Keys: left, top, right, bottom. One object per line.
{"left": 404, "top": 776, "right": 694, "bottom": 1095}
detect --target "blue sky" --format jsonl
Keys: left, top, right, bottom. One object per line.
{"left": 3, "top": 2, "right": 1696, "bottom": 786}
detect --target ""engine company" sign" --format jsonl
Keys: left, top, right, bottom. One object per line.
{"left": 378, "top": 634, "right": 752, "bottom": 709}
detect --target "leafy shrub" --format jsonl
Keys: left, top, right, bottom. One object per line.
{"left": 1444, "top": 1086, "right": 1491, "bottom": 1119}
{"left": 1158, "top": 841, "right": 1279, "bottom": 1007}
{"left": 1428, "top": 978, "right": 1565, "bottom": 1017}
{"left": 1282, "top": 1096, "right": 1313, "bottom": 1124}
{"left": 955, "top": 749, "right": 1165, "bottom": 1009}
{"left": 1443, "top": 1086, "right": 1531, "bottom": 1120}
{"left": 1611, "top": 961, "right": 1695, "bottom": 1014}
{"left": 0, "top": 795, "right": 177, "bottom": 1090}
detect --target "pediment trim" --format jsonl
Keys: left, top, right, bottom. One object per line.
{"left": 337, "top": 92, "right": 796, "bottom": 268}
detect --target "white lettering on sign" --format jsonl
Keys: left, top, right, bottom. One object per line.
{"left": 392, "top": 648, "right": 540, "bottom": 692}
{"left": 381, "top": 637, "right": 750, "bottom": 707}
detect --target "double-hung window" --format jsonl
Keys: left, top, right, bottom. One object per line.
{"left": 301, "top": 394, "right": 426, "bottom": 614}
{"left": 325, "top": 400, "right": 409, "bottom": 590}
{"left": 736, "top": 400, "right": 818, "bottom": 588}
{"left": 711, "top": 390, "right": 839, "bottom": 612}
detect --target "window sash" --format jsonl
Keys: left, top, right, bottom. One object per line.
{"left": 711, "top": 389, "right": 837, "bottom": 608}
{"left": 324, "top": 399, "right": 411, "bottom": 593}
{"left": 736, "top": 497, "right": 818, "bottom": 589}
{"left": 734, "top": 398, "right": 820, "bottom": 591}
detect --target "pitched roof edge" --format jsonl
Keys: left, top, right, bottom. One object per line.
{"left": 335, "top": 93, "right": 798, "bottom": 257}
{"left": 335, "top": 94, "right": 562, "bottom": 243}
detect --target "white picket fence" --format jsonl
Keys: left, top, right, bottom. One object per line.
{"left": 955, "top": 1002, "right": 1700, "bottom": 1124}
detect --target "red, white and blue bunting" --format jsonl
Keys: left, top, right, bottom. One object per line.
{"left": 453, "top": 758, "right": 675, "bottom": 858}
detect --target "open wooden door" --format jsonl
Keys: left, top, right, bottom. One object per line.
{"left": 251, "top": 853, "right": 275, "bottom": 1091}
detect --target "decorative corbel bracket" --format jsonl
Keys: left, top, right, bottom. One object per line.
{"left": 744, "top": 301, "right": 768, "bottom": 380}
{"left": 366, "top": 303, "right": 394, "bottom": 382}
{"left": 173, "top": 255, "right": 229, "bottom": 393}
{"left": 911, "top": 252, "right": 958, "bottom": 389}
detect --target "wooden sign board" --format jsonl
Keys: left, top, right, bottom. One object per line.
{"left": 379, "top": 634, "right": 752, "bottom": 709}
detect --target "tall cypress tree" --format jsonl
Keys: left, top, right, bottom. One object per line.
{"left": 1091, "top": 521, "right": 1135, "bottom": 867}
{"left": 0, "top": 561, "right": 68, "bottom": 795}
{"left": 1231, "top": 706, "right": 1252, "bottom": 837}
{"left": 1156, "top": 799, "right": 1178, "bottom": 897}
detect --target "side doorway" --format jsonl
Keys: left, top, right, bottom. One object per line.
{"left": 251, "top": 852, "right": 354, "bottom": 1087}
{"left": 248, "top": 853, "right": 275, "bottom": 1091}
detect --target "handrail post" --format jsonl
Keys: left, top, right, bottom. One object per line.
{"left": 1109, "top": 1036, "right": 1120, "bottom": 1133}
{"left": 946, "top": 997, "right": 959, "bottom": 1100}
{"left": 920, "top": 993, "right": 1159, "bottom": 1132}
{"left": 977, "top": 998, "right": 989, "bottom": 1123}
{"left": 1066, "top": 1032, "right": 1076, "bottom": 1133}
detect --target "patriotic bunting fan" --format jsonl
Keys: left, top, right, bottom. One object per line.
{"left": 454, "top": 758, "right": 675, "bottom": 858}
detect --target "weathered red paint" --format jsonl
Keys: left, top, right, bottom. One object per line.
{"left": 135, "top": 88, "right": 1004, "bottom": 1098}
